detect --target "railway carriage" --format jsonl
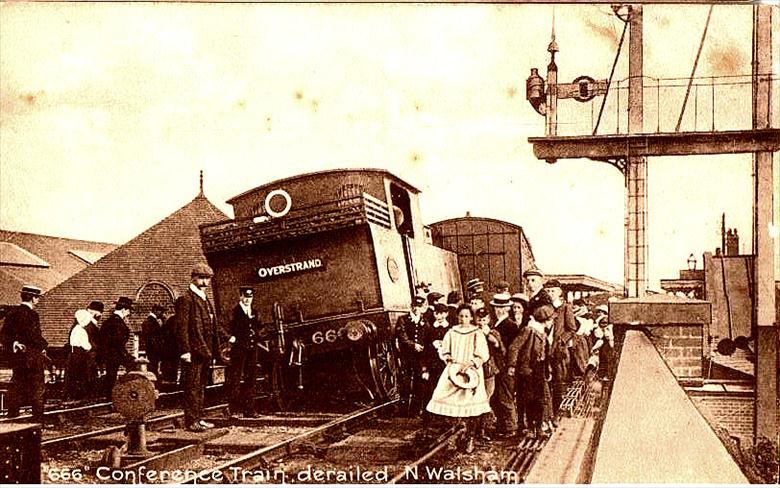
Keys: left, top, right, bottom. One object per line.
{"left": 199, "top": 169, "right": 460, "bottom": 405}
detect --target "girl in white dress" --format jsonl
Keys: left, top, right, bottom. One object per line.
{"left": 426, "top": 304, "right": 492, "bottom": 453}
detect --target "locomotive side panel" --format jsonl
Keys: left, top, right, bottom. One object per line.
{"left": 207, "top": 226, "right": 382, "bottom": 327}
{"left": 412, "top": 241, "right": 461, "bottom": 298}
{"left": 369, "top": 225, "right": 414, "bottom": 313}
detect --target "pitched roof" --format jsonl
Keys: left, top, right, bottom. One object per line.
{"left": 0, "top": 230, "right": 118, "bottom": 305}
{"left": 36, "top": 194, "right": 228, "bottom": 346}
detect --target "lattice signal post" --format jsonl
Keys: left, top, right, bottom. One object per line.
{"left": 525, "top": 4, "right": 779, "bottom": 441}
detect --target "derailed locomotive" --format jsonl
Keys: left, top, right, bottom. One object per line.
{"left": 199, "top": 169, "right": 460, "bottom": 404}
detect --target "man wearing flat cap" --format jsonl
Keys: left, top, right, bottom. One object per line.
{"left": 1, "top": 285, "right": 48, "bottom": 422}
{"left": 102, "top": 296, "right": 135, "bottom": 400}
{"left": 522, "top": 269, "right": 553, "bottom": 328}
{"left": 395, "top": 295, "right": 428, "bottom": 416}
{"left": 224, "top": 286, "right": 262, "bottom": 419}
{"left": 176, "top": 262, "right": 221, "bottom": 432}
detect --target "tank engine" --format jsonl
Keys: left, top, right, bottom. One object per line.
{"left": 199, "top": 169, "right": 460, "bottom": 405}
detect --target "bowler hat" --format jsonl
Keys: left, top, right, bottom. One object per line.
{"left": 523, "top": 268, "right": 544, "bottom": 278}
{"left": 21, "top": 285, "right": 42, "bottom": 296}
{"left": 489, "top": 293, "right": 511, "bottom": 307}
{"left": 446, "top": 291, "right": 461, "bottom": 304}
{"left": 239, "top": 286, "right": 254, "bottom": 297}
{"left": 191, "top": 262, "right": 214, "bottom": 278}
{"left": 447, "top": 363, "right": 479, "bottom": 389}
{"left": 115, "top": 296, "right": 134, "bottom": 310}
{"left": 87, "top": 301, "right": 105, "bottom": 312}
{"left": 433, "top": 303, "right": 449, "bottom": 314}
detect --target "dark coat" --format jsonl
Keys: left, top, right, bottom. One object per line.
{"left": 101, "top": 313, "right": 132, "bottom": 365}
{"left": 420, "top": 322, "right": 449, "bottom": 373}
{"left": 175, "top": 289, "right": 219, "bottom": 362}
{"left": 141, "top": 315, "right": 164, "bottom": 360}
{"left": 228, "top": 304, "right": 261, "bottom": 350}
{"left": 550, "top": 303, "right": 576, "bottom": 360}
{"left": 522, "top": 288, "right": 553, "bottom": 326}
{"left": 395, "top": 314, "right": 425, "bottom": 355}
{"left": 1, "top": 304, "right": 47, "bottom": 368}
{"left": 494, "top": 316, "right": 519, "bottom": 350}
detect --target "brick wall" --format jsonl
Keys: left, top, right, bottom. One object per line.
{"left": 646, "top": 324, "right": 703, "bottom": 379}
{"left": 689, "top": 393, "right": 755, "bottom": 443}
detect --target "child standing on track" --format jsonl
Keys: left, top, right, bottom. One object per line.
{"left": 426, "top": 304, "right": 492, "bottom": 453}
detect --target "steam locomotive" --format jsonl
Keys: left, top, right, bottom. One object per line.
{"left": 199, "top": 169, "right": 461, "bottom": 405}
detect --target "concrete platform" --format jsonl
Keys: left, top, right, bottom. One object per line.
{"left": 591, "top": 331, "right": 748, "bottom": 483}
{"left": 525, "top": 418, "right": 594, "bottom": 484}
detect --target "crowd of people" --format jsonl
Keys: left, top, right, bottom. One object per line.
{"left": 1, "top": 263, "right": 613, "bottom": 442}
{"left": 0, "top": 262, "right": 266, "bottom": 432}
{"left": 395, "top": 269, "right": 614, "bottom": 453}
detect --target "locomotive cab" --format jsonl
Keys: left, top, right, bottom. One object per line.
{"left": 200, "top": 169, "right": 460, "bottom": 405}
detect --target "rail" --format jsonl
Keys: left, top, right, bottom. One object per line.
{"left": 200, "top": 193, "right": 392, "bottom": 254}
{"left": 554, "top": 73, "right": 779, "bottom": 137}
{"left": 387, "top": 423, "right": 465, "bottom": 484}
{"left": 182, "top": 398, "right": 400, "bottom": 483}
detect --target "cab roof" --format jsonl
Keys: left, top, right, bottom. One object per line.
{"left": 226, "top": 168, "right": 420, "bottom": 205}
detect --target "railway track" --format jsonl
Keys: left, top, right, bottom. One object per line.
{"left": 1, "top": 384, "right": 226, "bottom": 425}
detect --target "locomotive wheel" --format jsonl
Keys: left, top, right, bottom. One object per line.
{"left": 369, "top": 340, "right": 400, "bottom": 400}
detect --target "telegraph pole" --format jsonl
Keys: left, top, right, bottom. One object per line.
{"left": 751, "top": 3, "right": 776, "bottom": 443}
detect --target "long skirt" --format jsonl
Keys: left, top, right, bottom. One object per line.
{"left": 426, "top": 367, "right": 492, "bottom": 418}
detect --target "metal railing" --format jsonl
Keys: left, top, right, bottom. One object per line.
{"left": 556, "top": 73, "right": 779, "bottom": 137}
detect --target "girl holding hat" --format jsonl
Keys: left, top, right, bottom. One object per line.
{"left": 426, "top": 304, "right": 492, "bottom": 453}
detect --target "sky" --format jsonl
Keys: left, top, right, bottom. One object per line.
{"left": 1, "top": 2, "right": 778, "bottom": 290}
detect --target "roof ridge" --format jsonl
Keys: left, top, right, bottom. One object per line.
{"left": 0, "top": 229, "right": 119, "bottom": 246}
{"left": 38, "top": 193, "right": 227, "bottom": 298}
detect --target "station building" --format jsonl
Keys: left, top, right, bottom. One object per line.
{"left": 34, "top": 191, "right": 227, "bottom": 352}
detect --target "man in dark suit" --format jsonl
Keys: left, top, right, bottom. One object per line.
{"left": 224, "top": 286, "right": 262, "bottom": 419}
{"left": 395, "top": 295, "right": 428, "bottom": 416}
{"left": 176, "top": 262, "right": 221, "bottom": 432}
{"left": 0, "top": 285, "right": 48, "bottom": 422}
{"left": 101, "top": 297, "right": 135, "bottom": 399}
{"left": 141, "top": 304, "right": 166, "bottom": 377}
{"left": 490, "top": 293, "right": 519, "bottom": 437}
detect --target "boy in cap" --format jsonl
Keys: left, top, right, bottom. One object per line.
{"left": 102, "top": 296, "right": 135, "bottom": 400}
{"left": 0, "top": 285, "right": 48, "bottom": 422}
{"left": 224, "top": 286, "right": 262, "bottom": 419}
{"left": 176, "top": 262, "right": 221, "bottom": 432}
{"left": 489, "top": 292, "right": 519, "bottom": 437}
{"left": 543, "top": 279, "right": 576, "bottom": 412}
{"left": 395, "top": 295, "right": 428, "bottom": 417}
{"left": 423, "top": 291, "right": 445, "bottom": 326}
{"left": 446, "top": 290, "right": 461, "bottom": 325}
